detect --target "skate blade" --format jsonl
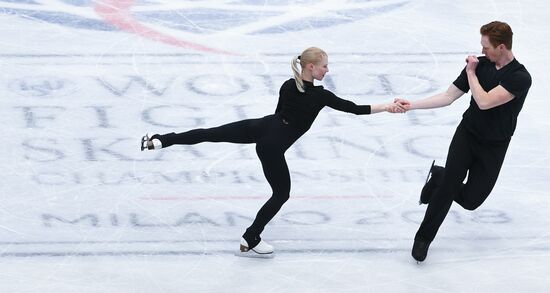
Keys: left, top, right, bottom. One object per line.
{"left": 419, "top": 160, "right": 436, "bottom": 205}
{"left": 234, "top": 251, "right": 275, "bottom": 259}
{"left": 140, "top": 134, "right": 149, "bottom": 151}
{"left": 423, "top": 160, "right": 436, "bottom": 184}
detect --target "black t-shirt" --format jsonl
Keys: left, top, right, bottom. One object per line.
{"left": 275, "top": 79, "right": 372, "bottom": 131}
{"left": 453, "top": 56, "right": 532, "bottom": 141}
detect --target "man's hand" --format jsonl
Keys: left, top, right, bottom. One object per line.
{"left": 466, "top": 55, "right": 479, "bottom": 73}
{"left": 393, "top": 97, "right": 411, "bottom": 111}
{"left": 385, "top": 101, "right": 407, "bottom": 113}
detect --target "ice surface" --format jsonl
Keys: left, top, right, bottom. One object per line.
{"left": 1, "top": 0, "right": 549, "bottom": 292}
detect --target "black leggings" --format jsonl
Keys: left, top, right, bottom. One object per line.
{"left": 158, "top": 114, "right": 304, "bottom": 244}
{"left": 415, "top": 122, "right": 510, "bottom": 242}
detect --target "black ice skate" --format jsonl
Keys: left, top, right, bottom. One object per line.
{"left": 140, "top": 133, "right": 162, "bottom": 151}
{"left": 412, "top": 238, "right": 431, "bottom": 263}
{"left": 419, "top": 160, "right": 444, "bottom": 205}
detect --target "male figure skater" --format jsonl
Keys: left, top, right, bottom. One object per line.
{"left": 396, "top": 21, "right": 532, "bottom": 262}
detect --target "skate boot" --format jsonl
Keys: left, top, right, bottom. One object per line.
{"left": 235, "top": 237, "right": 274, "bottom": 258}
{"left": 140, "top": 133, "right": 162, "bottom": 151}
{"left": 419, "top": 160, "right": 444, "bottom": 205}
{"left": 412, "top": 238, "right": 431, "bottom": 263}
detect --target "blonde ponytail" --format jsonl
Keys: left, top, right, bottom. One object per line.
{"left": 291, "top": 56, "right": 305, "bottom": 93}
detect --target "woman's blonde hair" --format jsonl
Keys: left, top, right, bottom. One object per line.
{"left": 291, "top": 47, "right": 327, "bottom": 93}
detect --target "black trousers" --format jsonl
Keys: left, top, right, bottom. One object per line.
{"left": 415, "top": 122, "right": 510, "bottom": 242}
{"left": 158, "top": 114, "right": 304, "bottom": 242}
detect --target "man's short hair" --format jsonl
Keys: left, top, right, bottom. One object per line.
{"left": 480, "top": 21, "right": 513, "bottom": 50}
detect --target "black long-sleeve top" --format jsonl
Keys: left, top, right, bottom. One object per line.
{"left": 275, "top": 79, "right": 372, "bottom": 132}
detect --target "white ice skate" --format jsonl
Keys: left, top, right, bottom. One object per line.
{"left": 235, "top": 237, "right": 274, "bottom": 258}
{"left": 140, "top": 133, "right": 162, "bottom": 151}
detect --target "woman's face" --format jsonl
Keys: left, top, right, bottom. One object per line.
{"left": 311, "top": 55, "right": 329, "bottom": 81}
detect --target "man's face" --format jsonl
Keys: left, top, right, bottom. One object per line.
{"left": 481, "top": 35, "right": 502, "bottom": 62}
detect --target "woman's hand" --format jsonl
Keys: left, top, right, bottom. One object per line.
{"left": 385, "top": 98, "right": 410, "bottom": 113}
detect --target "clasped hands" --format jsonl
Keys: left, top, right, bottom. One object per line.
{"left": 386, "top": 98, "right": 411, "bottom": 113}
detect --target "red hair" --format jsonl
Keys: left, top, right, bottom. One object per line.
{"left": 480, "top": 21, "right": 513, "bottom": 49}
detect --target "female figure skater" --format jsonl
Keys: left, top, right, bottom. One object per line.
{"left": 141, "top": 47, "right": 405, "bottom": 257}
